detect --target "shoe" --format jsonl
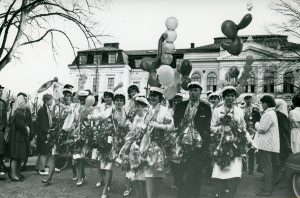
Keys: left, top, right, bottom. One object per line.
{"left": 123, "top": 188, "right": 131, "bottom": 196}
{"left": 101, "top": 195, "right": 108, "bottom": 198}
{"left": 72, "top": 176, "right": 77, "bottom": 181}
{"left": 39, "top": 170, "right": 49, "bottom": 176}
{"left": 171, "top": 185, "right": 178, "bottom": 190}
{"left": 17, "top": 174, "right": 25, "bottom": 180}
{"left": 76, "top": 178, "right": 85, "bottom": 186}
{"left": 54, "top": 168, "right": 61, "bottom": 173}
{"left": 33, "top": 169, "right": 39, "bottom": 174}
{"left": 107, "top": 186, "right": 111, "bottom": 192}
{"left": 96, "top": 182, "right": 103, "bottom": 187}
{"left": 0, "top": 172, "right": 5, "bottom": 176}
{"left": 256, "top": 191, "right": 272, "bottom": 197}
{"left": 41, "top": 179, "right": 51, "bottom": 185}
{"left": 0, "top": 177, "right": 6, "bottom": 181}
{"left": 10, "top": 176, "right": 22, "bottom": 182}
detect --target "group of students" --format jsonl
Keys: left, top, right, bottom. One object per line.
{"left": 1, "top": 81, "right": 300, "bottom": 198}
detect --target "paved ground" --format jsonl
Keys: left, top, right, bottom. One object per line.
{"left": 0, "top": 157, "right": 294, "bottom": 198}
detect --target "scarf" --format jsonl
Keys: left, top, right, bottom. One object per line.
{"left": 181, "top": 100, "right": 200, "bottom": 129}
{"left": 46, "top": 105, "right": 52, "bottom": 126}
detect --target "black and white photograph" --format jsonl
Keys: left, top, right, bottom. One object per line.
{"left": 0, "top": 0, "right": 300, "bottom": 197}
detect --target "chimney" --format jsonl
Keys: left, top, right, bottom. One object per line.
{"left": 104, "top": 42, "right": 119, "bottom": 49}
{"left": 190, "top": 43, "right": 195, "bottom": 48}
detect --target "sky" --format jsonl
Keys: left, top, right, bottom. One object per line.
{"left": 0, "top": 0, "right": 298, "bottom": 96}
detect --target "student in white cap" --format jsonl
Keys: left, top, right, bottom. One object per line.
{"left": 141, "top": 86, "right": 174, "bottom": 198}
{"left": 208, "top": 92, "right": 221, "bottom": 110}
{"left": 118, "top": 96, "right": 149, "bottom": 198}
{"left": 211, "top": 86, "right": 257, "bottom": 198}
{"left": 173, "top": 81, "right": 212, "bottom": 198}
{"left": 125, "top": 85, "right": 140, "bottom": 122}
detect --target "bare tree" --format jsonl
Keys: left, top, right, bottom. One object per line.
{"left": 0, "top": 0, "right": 110, "bottom": 71}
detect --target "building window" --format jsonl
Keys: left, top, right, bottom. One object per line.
{"left": 264, "top": 71, "right": 275, "bottom": 93}
{"left": 108, "top": 53, "right": 117, "bottom": 64}
{"left": 94, "top": 54, "right": 102, "bottom": 65}
{"left": 134, "top": 59, "right": 142, "bottom": 68}
{"left": 207, "top": 72, "right": 217, "bottom": 92}
{"left": 107, "top": 78, "right": 114, "bottom": 90}
{"left": 245, "top": 72, "right": 256, "bottom": 93}
{"left": 93, "top": 77, "right": 99, "bottom": 93}
{"left": 79, "top": 55, "right": 87, "bottom": 64}
{"left": 283, "top": 72, "right": 294, "bottom": 93}
{"left": 191, "top": 72, "right": 201, "bottom": 83}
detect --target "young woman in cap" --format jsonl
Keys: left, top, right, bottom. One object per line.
{"left": 211, "top": 86, "right": 257, "bottom": 198}
{"left": 93, "top": 90, "right": 114, "bottom": 188}
{"left": 125, "top": 85, "right": 140, "bottom": 122}
{"left": 117, "top": 96, "right": 149, "bottom": 198}
{"left": 92, "top": 91, "right": 130, "bottom": 198}
{"left": 141, "top": 87, "right": 174, "bottom": 198}
{"left": 208, "top": 92, "right": 221, "bottom": 110}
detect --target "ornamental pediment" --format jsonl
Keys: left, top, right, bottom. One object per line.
{"left": 218, "top": 42, "right": 283, "bottom": 61}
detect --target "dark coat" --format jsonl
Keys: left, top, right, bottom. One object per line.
{"left": 173, "top": 99, "right": 212, "bottom": 159}
{"left": 36, "top": 105, "right": 51, "bottom": 155}
{"left": 0, "top": 98, "right": 7, "bottom": 154}
{"left": 9, "top": 109, "right": 30, "bottom": 160}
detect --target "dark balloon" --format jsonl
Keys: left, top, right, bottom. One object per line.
{"left": 179, "top": 59, "right": 192, "bottom": 76}
{"left": 237, "top": 14, "right": 252, "bottom": 30}
{"left": 221, "top": 37, "right": 243, "bottom": 56}
{"left": 148, "top": 70, "right": 161, "bottom": 87}
{"left": 140, "top": 57, "right": 154, "bottom": 72}
{"left": 221, "top": 20, "right": 238, "bottom": 39}
{"left": 181, "top": 76, "right": 191, "bottom": 90}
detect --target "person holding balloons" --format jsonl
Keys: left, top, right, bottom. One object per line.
{"left": 140, "top": 87, "right": 174, "bottom": 198}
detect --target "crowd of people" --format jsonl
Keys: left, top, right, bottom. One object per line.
{"left": 0, "top": 82, "right": 300, "bottom": 198}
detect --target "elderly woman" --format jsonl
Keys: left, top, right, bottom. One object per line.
{"left": 254, "top": 95, "right": 280, "bottom": 197}
{"left": 289, "top": 95, "right": 300, "bottom": 153}
{"left": 141, "top": 87, "right": 174, "bottom": 198}
{"left": 9, "top": 94, "right": 31, "bottom": 181}
{"left": 211, "top": 86, "right": 256, "bottom": 198}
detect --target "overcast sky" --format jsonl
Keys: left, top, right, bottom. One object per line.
{"left": 0, "top": 0, "right": 298, "bottom": 96}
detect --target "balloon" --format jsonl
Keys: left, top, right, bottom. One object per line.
{"left": 229, "top": 66, "right": 240, "bottom": 79}
{"left": 148, "top": 70, "right": 161, "bottom": 87}
{"left": 245, "top": 55, "right": 254, "bottom": 65}
{"left": 164, "top": 83, "right": 178, "bottom": 100}
{"left": 221, "top": 36, "right": 243, "bottom": 56}
{"left": 181, "top": 76, "right": 191, "bottom": 90}
{"left": 157, "top": 65, "right": 174, "bottom": 86}
{"left": 179, "top": 59, "right": 192, "bottom": 76}
{"left": 165, "top": 30, "right": 177, "bottom": 42}
{"left": 174, "top": 70, "right": 181, "bottom": 85}
{"left": 161, "top": 54, "right": 173, "bottom": 65}
{"left": 247, "top": 0, "right": 253, "bottom": 11}
{"left": 221, "top": 20, "right": 238, "bottom": 39}
{"left": 166, "top": 17, "right": 178, "bottom": 30}
{"left": 162, "top": 42, "right": 175, "bottom": 54}
{"left": 237, "top": 14, "right": 252, "bottom": 30}
{"left": 86, "top": 95, "right": 95, "bottom": 107}
{"left": 140, "top": 57, "right": 155, "bottom": 72}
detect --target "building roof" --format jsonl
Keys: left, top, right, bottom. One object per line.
{"left": 78, "top": 46, "right": 121, "bottom": 53}
{"left": 124, "top": 48, "right": 189, "bottom": 56}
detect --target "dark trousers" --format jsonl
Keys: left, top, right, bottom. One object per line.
{"left": 171, "top": 162, "right": 184, "bottom": 188}
{"left": 216, "top": 178, "right": 240, "bottom": 198}
{"left": 248, "top": 148, "right": 255, "bottom": 173}
{"left": 257, "top": 150, "right": 280, "bottom": 192}
{"left": 177, "top": 161, "right": 203, "bottom": 198}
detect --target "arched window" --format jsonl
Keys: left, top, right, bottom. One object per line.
{"left": 191, "top": 72, "right": 201, "bottom": 83}
{"left": 207, "top": 72, "right": 217, "bottom": 91}
{"left": 264, "top": 71, "right": 275, "bottom": 93}
{"left": 245, "top": 72, "right": 256, "bottom": 93}
{"left": 283, "top": 72, "right": 294, "bottom": 93}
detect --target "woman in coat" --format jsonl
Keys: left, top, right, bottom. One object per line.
{"left": 9, "top": 94, "right": 31, "bottom": 181}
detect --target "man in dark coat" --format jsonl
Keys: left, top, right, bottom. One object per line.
{"left": 173, "top": 82, "right": 212, "bottom": 198}
{"left": 0, "top": 85, "right": 7, "bottom": 179}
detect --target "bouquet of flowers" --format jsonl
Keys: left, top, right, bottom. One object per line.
{"left": 211, "top": 113, "right": 248, "bottom": 169}
{"left": 94, "top": 115, "right": 115, "bottom": 162}
{"left": 114, "top": 123, "right": 130, "bottom": 154}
